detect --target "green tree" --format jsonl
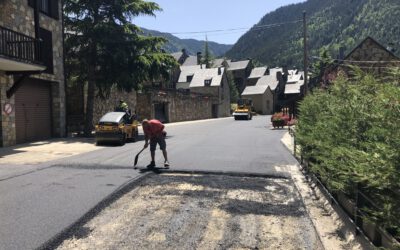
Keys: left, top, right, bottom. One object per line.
{"left": 296, "top": 69, "right": 400, "bottom": 237}
{"left": 64, "top": 0, "right": 177, "bottom": 135}
{"left": 227, "top": 71, "right": 239, "bottom": 103}
{"left": 202, "top": 36, "right": 213, "bottom": 68}
{"left": 309, "top": 48, "right": 334, "bottom": 89}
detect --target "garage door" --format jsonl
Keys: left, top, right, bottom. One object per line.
{"left": 15, "top": 78, "right": 52, "bottom": 144}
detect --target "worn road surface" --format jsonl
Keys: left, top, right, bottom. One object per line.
{"left": 0, "top": 116, "right": 319, "bottom": 249}
{"left": 57, "top": 174, "right": 322, "bottom": 250}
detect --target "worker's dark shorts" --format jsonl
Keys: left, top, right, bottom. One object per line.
{"left": 150, "top": 136, "right": 166, "bottom": 151}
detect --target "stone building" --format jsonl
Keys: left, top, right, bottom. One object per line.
{"left": 322, "top": 37, "right": 400, "bottom": 86}
{"left": 247, "top": 66, "right": 269, "bottom": 86}
{"left": 0, "top": 0, "right": 65, "bottom": 146}
{"left": 226, "top": 59, "right": 253, "bottom": 95}
{"left": 189, "top": 67, "right": 231, "bottom": 118}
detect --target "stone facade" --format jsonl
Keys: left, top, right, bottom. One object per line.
{"left": 0, "top": 75, "right": 16, "bottom": 147}
{"left": 0, "top": 0, "right": 65, "bottom": 146}
{"left": 324, "top": 37, "right": 400, "bottom": 85}
{"left": 137, "top": 89, "right": 216, "bottom": 123}
{"left": 93, "top": 89, "right": 137, "bottom": 126}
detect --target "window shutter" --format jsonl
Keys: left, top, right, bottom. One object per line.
{"left": 50, "top": 0, "right": 59, "bottom": 20}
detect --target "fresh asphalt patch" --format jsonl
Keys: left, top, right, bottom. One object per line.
{"left": 50, "top": 172, "right": 323, "bottom": 250}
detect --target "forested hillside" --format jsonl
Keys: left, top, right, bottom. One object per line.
{"left": 226, "top": 0, "right": 400, "bottom": 67}
{"left": 141, "top": 28, "right": 232, "bottom": 57}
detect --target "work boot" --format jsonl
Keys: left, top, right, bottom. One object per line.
{"left": 147, "top": 161, "right": 155, "bottom": 169}
{"left": 164, "top": 161, "right": 170, "bottom": 169}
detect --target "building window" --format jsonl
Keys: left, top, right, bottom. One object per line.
{"left": 40, "top": 0, "right": 50, "bottom": 14}
{"left": 40, "top": 28, "right": 54, "bottom": 74}
{"left": 204, "top": 78, "right": 212, "bottom": 86}
{"left": 28, "top": 0, "right": 59, "bottom": 19}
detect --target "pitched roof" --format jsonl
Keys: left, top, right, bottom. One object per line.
{"left": 178, "top": 65, "right": 202, "bottom": 83}
{"left": 269, "top": 67, "right": 283, "bottom": 76}
{"left": 227, "top": 60, "right": 250, "bottom": 71}
{"left": 287, "top": 73, "right": 303, "bottom": 83}
{"left": 285, "top": 80, "right": 304, "bottom": 94}
{"left": 190, "top": 68, "right": 225, "bottom": 88}
{"left": 182, "top": 56, "right": 198, "bottom": 66}
{"left": 242, "top": 85, "right": 270, "bottom": 95}
{"left": 248, "top": 67, "right": 268, "bottom": 79}
{"left": 213, "top": 58, "right": 225, "bottom": 67}
{"left": 171, "top": 52, "right": 183, "bottom": 61}
{"left": 256, "top": 75, "right": 279, "bottom": 90}
{"left": 345, "top": 36, "right": 400, "bottom": 60}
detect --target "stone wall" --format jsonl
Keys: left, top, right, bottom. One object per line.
{"left": 0, "top": 73, "right": 16, "bottom": 147}
{"left": 0, "top": 0, "right": 66, "bottom": 145}
{"left": 342, "top": 37, "right": 400, "bottom": 76}
{"left": 137, "top": 89, "right": 215, "bottom": 123}
{"left": 92, "top": 89, "right": 137, "bottom": 126}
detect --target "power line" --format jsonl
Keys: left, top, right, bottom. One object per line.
{"left": 312, "top": 56, "right": 400, "bottom": 64}
{"left": 168, "top": 20, "right": 302, "bottom": 35}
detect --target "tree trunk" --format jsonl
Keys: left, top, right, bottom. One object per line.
{"left": 84, "top": 44, "right": 97, "bottom": 136}
{"left": 84, "top": 71, "right": 95, "bottom": 136}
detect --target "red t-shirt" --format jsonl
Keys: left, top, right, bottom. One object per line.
{"left": 143, "top": 119, "right": 165, "bottom": 139}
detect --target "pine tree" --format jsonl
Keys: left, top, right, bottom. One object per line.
{"left": 64, "top": 0, "right": 177, "bottom": 135}
{"left": 202, "top": 36, "right": 213, "bottom": 68}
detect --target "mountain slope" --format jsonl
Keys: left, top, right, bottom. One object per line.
{"left": 226, "top": 0, "right": 400, "bottom": 67}
{"left": 141, "top": 28, "right": 232, "bottom": 57}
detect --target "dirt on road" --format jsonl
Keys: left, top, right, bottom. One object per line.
{"left": 57, "top": 173, "right": 323, "bottom": 250}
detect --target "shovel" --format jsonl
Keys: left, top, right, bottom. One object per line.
{"left": 133, "top": 147, "right": 146, "bottom": 169}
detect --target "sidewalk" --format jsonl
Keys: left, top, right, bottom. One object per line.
{"left": 0, "top": 137, "right": 101, "bottom": 165}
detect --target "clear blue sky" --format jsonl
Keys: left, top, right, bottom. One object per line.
{"left": 134, "top": 0, "right": 306, "bottom": 44}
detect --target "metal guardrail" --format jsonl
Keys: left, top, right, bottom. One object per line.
{"left": 0, "top": 25, "right": 42, "bottom": 64}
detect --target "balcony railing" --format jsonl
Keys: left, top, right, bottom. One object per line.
{"left": 0, "top": 25, "right": 42, "bottom": 65}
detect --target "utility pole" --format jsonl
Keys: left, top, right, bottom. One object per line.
{"left": 303, "top": 11, "right": 308, "bottom": 95}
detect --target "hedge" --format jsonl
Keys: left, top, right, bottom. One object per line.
{"left": 296, "top": 70, "right": 400, "bottom": 241}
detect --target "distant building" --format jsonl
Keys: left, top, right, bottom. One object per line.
{"left": 322, "top": 37, "right": 400, "bottom": 86}
{"left": 190, "top": 67, "right": 231, "bottom": 118}
{"left": 241, "top": 68, "right": 285, "bottom": 115}
{"left": 226, "top": 59, "right": 253, "bottom": 95}
{"left": 247, "top": 67, "right": 269, "bottom": 86}
{"left": 0, "top": 0, "right": 65, "bottom": 146}
{"left": 283, "top": 71, "right": 305, "bottom": 115}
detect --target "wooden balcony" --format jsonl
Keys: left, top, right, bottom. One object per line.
{"left": 0, "top": 25, "right": 46, "bottom": 72}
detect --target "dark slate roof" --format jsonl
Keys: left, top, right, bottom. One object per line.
{"left": 178, "top": 65, "right": 203, "bottom": 83}
{"left": 182, "top": 56, "right": 198, "bottom": 66}
{"left": 227, "top": 60, "right": 250, "bottom": 71}
{"left": 171, "top": 52, "right": 183, "bottom": 61}
{"left": 190, "top": 68, "right": 225, "bottom": 87}
{"left": 242, "top": 85, "right": 270, "bottom": 95}
{"left": 256, "top": 75, "right": 279, "bottom": 90}
{"left": 248, "top": 67, "right": 268, "bottom": 79}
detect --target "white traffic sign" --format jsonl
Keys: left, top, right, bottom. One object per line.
{"left": 4, "top": 103, "right": 13, "bottom": 115}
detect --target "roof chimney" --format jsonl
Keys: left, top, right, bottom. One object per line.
{"left": 197, "top": 52, "right": 202, "bottom": 65}
{"left": 218, "top": 67, "right": 222, "bottom": 75}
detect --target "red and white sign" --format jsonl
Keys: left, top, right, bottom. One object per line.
{"left": 4, "top": 103, "right": 13, "bottom": 115}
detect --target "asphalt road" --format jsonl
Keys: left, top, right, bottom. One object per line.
{"left": 0, "top": 116, "right": 298, "bottom": 250}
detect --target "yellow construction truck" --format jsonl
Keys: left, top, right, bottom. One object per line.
{"left": 95, "top": 112, "right": 139, "bottom": 145}
{"left": 233, "top": 99, "right": 253, "bottom": 120}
